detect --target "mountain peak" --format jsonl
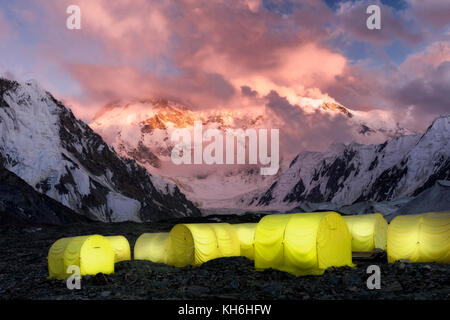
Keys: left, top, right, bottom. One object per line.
{"left": 0, "top": 79, "right": 201, "bottom": 222}
{"left": 0, "top": 77, "right": 19, "bottom": 95}
{"left": 319, "top": 101, "right": 353, "bottom": 118}
{"left": 24, "top": 79, "right": 42, "bottom": 89}
{"left": 249, "top": 114, "right": 450, "bottom": 210}
{"left": 428, "top": 114, "right": 450, "bottom": 132}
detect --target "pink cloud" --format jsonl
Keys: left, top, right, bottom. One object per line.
{"left": 335, "top": 0, "right": 422, "bottom": 45}
{"left": 387, "top": 41, "right": 450, "bottom": 129}
{"left": 16, "top": 0, "right": 445, "bottom": 149}
{"left": 407, "top": 0, "right": 450, "bottom": 29}
{"left": 264, "top": 90, "right": 355, "bottom": 154}
{"left": 400, "top": 41, "right": 450, "bottom": 75}
{"left": 38, "top": 0, "right": 172, "bottom": 62}
{"left": 55, "top": 0, "right": 354, "bottom": 118}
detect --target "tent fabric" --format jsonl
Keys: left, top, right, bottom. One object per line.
{"left": 134, "top": 233, "right": 170, "bottom": 264}
{"left": 254, "top": 212, "right": 354, "bottom": 276}
{"left": 231, "top": 223, "right": 257, "bottom": 260}
{"left": 387, "top": 211, "right": 450, "bottom": 263}
{"left": 167, "top": 223, "right": 240, "bottom": 267}
{"left": 47, "top": 235, "right": 115, "bottom": 280}
{"left": 106, "top": 236, "right": 131, "bottom": 263}
{"left": 343, "top": 213, "right": 388, "bottom": 251}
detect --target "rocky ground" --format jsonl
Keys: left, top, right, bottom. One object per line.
{"left": 0, "top": 214, "right": 449, "bottom": 300}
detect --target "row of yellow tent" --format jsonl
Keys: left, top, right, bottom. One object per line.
{"left": 47, "top": 211, "right": 450, "bottom": 279}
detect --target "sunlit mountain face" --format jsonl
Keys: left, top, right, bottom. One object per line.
{"left": 2, "top": 0, "right": 449, "bottom": 217}
{"left": 0, "top": 79, "right": 201, "bottom": 222}
{"left": 90, "top": 95, "right": 413, "bottom": 210}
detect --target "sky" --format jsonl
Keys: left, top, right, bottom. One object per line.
{"left": 0, "top": 0, "right": 449, "bottom": 143}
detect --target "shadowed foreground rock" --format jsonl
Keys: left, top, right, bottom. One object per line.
{"left": 0, "top": 221, "right": 448, "bottom": 300}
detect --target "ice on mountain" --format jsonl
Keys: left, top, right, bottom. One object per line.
{"left": 106, "top": 192, "right": 141, "bottom": 222}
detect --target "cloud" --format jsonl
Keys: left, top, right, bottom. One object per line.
{"left": 2, "top": 0, "right": 449, "bottom": 151}
{"left": 264, "top": 90, "right": 355, "bottom": 155}
{"left": 399, "top": 41, "right": 450, "bottom": 74}
{"left": 241, "top": 86, "right": 258, "bottom": 97}
{"left": 331, "top": 40, "right": 450, "bottom": 130}
{"left": 387, "top": 42, "right": 450, "bottom": 128}
{"left": 323, "top": 62, "right": 387, "bottom": 111}
{"left": 53, "top": 0, "right": 449, "bottom": 135}
{"left": 334, "top": 0, "right": 423, "bottom": 45}
{"left": 393, "top": 62, "right": 450, "bottom": 114}
{"left": 328, "top": 40, "right": 450, "bottom": 131}
{"left": 406, "top": 0, "right": 450, "bottom": 29}
{"left": 53, "top": 0, "right": 353, "bottom": 117}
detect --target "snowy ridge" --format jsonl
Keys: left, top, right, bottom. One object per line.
{"left": 249, "top": 115, "right": 450, "bottom": 210}
{"left": 91, "top": 98, "right": 411, "bottom": 166}
{"left": 90, "top": 98, "right": 412, "bottom": 209}
{"left": 90, "top": 99, "right": 281, "bottom": 208}
{"left": 0, "top": 78, "right": 200, "bottom": 222}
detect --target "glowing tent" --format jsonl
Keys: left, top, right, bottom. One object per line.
{"left": 106, "top": 236, "right": 131, "bottom": 262}
{"left": 47, "top": 235, "right": 115, "bottom": 280}
{"left": 343, "top": 213, "right": 388, "bottom": 251}
{"left": 231, "top": 223, "right": 257, "bottom": 260}
{"left": 167, "top": 223, "right": 240, "bottom": 267}
{"left": 134, "top": 233, "right": 170, "bottom": 264}
{"left": 254, "top": 212, "right": 354, "bottom": 276}
{"left": 387, "top": 211, "right": 450, "bottom": 263}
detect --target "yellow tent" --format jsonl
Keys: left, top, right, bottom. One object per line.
{"left": 134, "top": 233, "right": 170, "bottom": 264}
{"left": 47, "top": 235, "right": 115, "bottom": 280}
{"left": 343, "top": 213, "right": 388, "bottom": 251}
{"left": 231, "top": 223, "right": 257, "bottom": 260}
{"left": 106, "top": 236, "right": 131, "bottom": 262}
{"left": 387, "top": 211, "right": 450, "bottom": 263}
{"left": 254, "top": 212, "right": 354, "bottom": 276}
{"left": 167, "top": 223, "right": 240, "bottom": 267}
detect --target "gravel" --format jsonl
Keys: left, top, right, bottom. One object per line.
{"left": 0, "top": 219, "right": 449, "bottom": 300}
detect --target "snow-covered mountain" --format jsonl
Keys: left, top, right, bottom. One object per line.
{"left": 90, "top": 97, "right": 411, "bottom": 209}
{"left": 90, "top": 98, "right": 282, "bottom": 208}
{"left": 249, "top": 115, "right": 450, "bottom": 211}
{"left": 90, "top": 98, "right": 271, "bottom": 166}
{"left": 319, "top": 101, "right": 411, "bottom": 140}
{"left": 0, "top": 158, "right": 86, "bottom": 225}
{"left": 91, "top": 98, "right": 410, "bottom": 165}
{"left": 0, "top": 78, "right": 200, "bottom": 222}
